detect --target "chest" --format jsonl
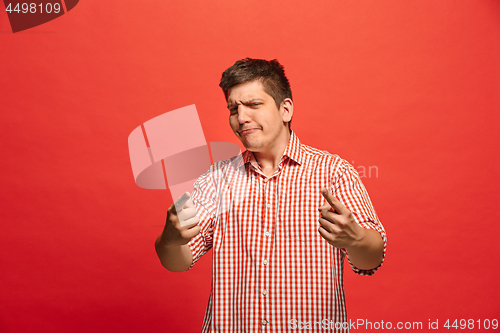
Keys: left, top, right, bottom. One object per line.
{"left": 212, "top": 162, "right": 332, "bottom": 250}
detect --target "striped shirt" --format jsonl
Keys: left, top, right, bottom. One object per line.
{"left": 188, "top": 130, "right": 387, "bottom": 332}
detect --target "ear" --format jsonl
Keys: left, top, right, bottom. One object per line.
{"left": 280, "top": 98, "right": 294, "bottom": 124}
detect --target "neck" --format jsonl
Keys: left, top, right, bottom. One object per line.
{"left": 253, "top": 130, "right": 291, "bottom": 177}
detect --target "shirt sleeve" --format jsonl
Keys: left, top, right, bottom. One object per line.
{"left": 330, "top": 158, "right": 387, "bottom": 276}
{"left": 186, "top": 165, "right": 218, "bottom": 270}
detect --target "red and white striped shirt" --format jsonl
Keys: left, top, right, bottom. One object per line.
{"left": 188, "top": 131, "right": 386, "bottom": 332}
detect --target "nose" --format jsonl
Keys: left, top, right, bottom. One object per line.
{"left": 237, "top": 105, "right": 251, "bottom": 124}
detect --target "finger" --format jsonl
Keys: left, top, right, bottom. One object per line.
{"left": 183, "top": 198, "right": 195, "bottom": 209}
{"left": 179, "top": 215, "right": 200, "bottom": 229}
{"left": 318, "top": 217, "right": 333, "bottom": 233}
{"left": 317, "top": 202, "right": 331, "bottom": 211}
{"left": 321, "top": 188, "right": 348, "bottom": 215}
{"left": 181, "top": 224, "right": 201, "bottom": 239}
{"left": 178, "top": 207, "right": 197, "bottom": 223}
{"left": 320, "top": 209, "right": 342, "bottom": 225}
{"left": 318, "top": 216, "right": 342, "bottom": 234}
{"left": 318, "top": 226, "right": 335, "bottom": 244}
{"left": 171, "top": 192, "right": 191, "bottom": 215}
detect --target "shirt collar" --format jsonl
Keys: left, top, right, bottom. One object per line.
{"left": 233, "top": 130, "right": 305, "bottom": 169}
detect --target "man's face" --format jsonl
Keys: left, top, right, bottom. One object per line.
{"left": 227, "top": 80, "right": 292, "bottom": 153}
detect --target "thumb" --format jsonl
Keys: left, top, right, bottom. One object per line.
{"left": 172, "top": 192, "right": 191, "bottom": 215}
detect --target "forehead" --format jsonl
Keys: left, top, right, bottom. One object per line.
{"left": 227, "top": 80, "right": 271, "bottom": 102}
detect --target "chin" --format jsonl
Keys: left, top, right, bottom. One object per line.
{"left": 238, "top": 134, "right": 265, "bottom": 151}
{"left": 241, "top": 141, "right": 262, "bottom": 151}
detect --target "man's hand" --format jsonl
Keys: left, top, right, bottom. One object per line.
{"left": 317, "top": 187, "right": 384, "bottom": 270}
{"left": 317, "top": 188, "right": 364, "bottom": 249}
{"left": 159, "top": 192, "right": 200, "bottom": 247}
{"left": 155, "top": 192, "right": 200, "bottom": 272}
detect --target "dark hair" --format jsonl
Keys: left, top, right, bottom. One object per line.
{"left": 220, "top": 58, "right": 293, "bottom": 127}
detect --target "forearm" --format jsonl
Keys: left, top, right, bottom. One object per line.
{"left": 155, "top": 234, "right": 193, "bottom": 272}
{"left": 345, "top": 228, "right": 384, "bottom": 270}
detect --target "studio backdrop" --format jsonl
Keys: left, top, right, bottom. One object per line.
{"left": 1, "top": 1, "right": 499, "bottom": 332}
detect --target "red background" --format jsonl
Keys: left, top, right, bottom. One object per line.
{"left": 1, "top": 1, "right": 499, "bottom": 332}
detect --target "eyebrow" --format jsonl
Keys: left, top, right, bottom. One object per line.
{"left": 227, "top": 98, "right": 264, "bottom": 109}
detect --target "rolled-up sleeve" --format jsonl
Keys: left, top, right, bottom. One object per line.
{"left": 331, "top": 159, "right": 387, "bottom": 276}
{"left": 187, "top": 166, "right": 217, "bottom": 270}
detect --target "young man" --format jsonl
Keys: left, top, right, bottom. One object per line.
{"left": 155, "top": 58, "right": 386, "bottom": 332}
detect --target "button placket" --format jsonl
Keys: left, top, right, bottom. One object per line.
{"left": 260, "top": 176, "right": 272, "bottom": 331}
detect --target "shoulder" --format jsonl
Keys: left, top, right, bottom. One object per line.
{"left": 196, "top": 153, "right": 244, "bottom": 183}
{"left": 299, "top": 141, "right": 352, "bottom": 174}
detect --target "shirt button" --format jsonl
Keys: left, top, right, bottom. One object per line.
{"left": 263, "top": 260, "right": 268, "bottom": 266}
{"left": 264, "top": 231, "right": 271, "bottom": 237}
{"left": 262, "top": 319, "right": 269, "bottom": 326}
{"left": 266, "top": 203, "right": 271, "bottom": 209}
{"left": 262, "top": 289, "right": 268, "bottom": 296}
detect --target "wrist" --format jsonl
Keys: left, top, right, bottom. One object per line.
{"left": 344, "top": 225, "right": 367, "bottom": 252}
{"left": 157, "top": 233, "right": 175, "bottom": 249}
